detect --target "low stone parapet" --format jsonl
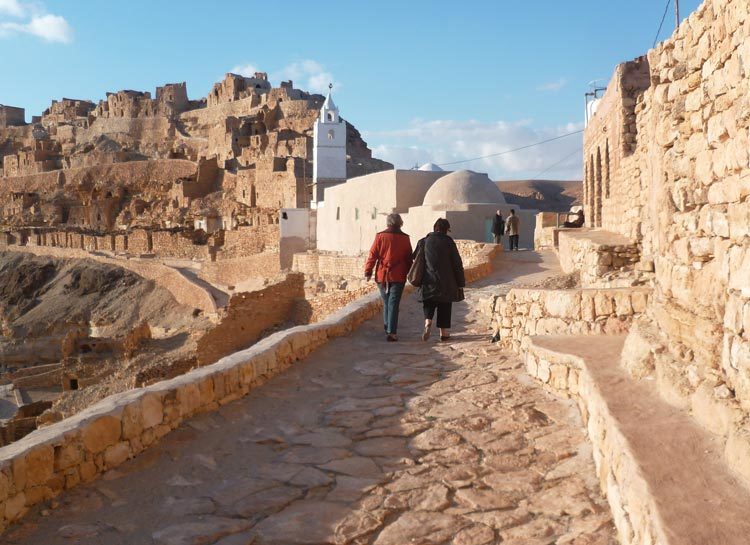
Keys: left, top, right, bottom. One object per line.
{"left": 557, "top": 229, "right": 641, "bottom": 287}
{"left": 490, "top": 286, "right": 650, "bottom": 352}
{"left": 0, "top": 290, "right": 385, "bottom": 531}
{"left": 523, "top": 334, "right": 750, "bottom": 545}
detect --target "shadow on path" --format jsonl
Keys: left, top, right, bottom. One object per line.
{"left": 5, "top": 251, "right": 615, "bottom": 545}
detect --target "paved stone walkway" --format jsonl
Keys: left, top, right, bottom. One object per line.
{"left": 4, "top": 252, "right": 616, "bottom": 545}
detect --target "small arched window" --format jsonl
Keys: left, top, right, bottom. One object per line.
{"left": 327, "top": 112, "right": 334, "bottom": 122}
{"left": 327, "top": 129, "right": 335, "bottom": 140}
{"left": 336, "top": 207, "right": 340, "bottom": 220}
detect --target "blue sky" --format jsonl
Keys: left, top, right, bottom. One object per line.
{"left": 0, "top": 0, "right": 703, "bottom": 180}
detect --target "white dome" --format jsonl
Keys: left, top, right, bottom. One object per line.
{"left": 423, "top": 170, "right": 507, "bottom": 206}
{"left": 418, "top": 162, "right": 444, "bottom": 172}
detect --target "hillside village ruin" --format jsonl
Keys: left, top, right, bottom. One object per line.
{"left": 0, "top": 0, "right": 749, "bottom": 543}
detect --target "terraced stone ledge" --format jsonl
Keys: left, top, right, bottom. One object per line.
{"left": 523, "top": 334, "right": 750, "bottom": 545}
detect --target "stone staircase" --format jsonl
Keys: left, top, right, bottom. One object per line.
{"left": 521, "top": 333, "right": 750, "bottom": 545}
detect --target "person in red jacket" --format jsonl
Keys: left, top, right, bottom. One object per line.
{"left": 365, "top": 213, "right": 413, "bottom": 341}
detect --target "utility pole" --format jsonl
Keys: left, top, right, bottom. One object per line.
{"left": 675, "top": 0, "right": 680, "bottom": 28}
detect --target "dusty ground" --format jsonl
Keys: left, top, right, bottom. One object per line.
{"left": 4, "top": 251, "right": 616, "bottom": 545}
{"left": 0, "top": 251, "right": 210, "bottom": 417}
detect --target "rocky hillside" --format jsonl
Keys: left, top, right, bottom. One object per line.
{"left": 497, "top": 179, "right": 582, "bottom": 212}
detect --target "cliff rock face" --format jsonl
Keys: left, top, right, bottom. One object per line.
{"left": 0, "top": 73, "right": 392, "bottom": 237}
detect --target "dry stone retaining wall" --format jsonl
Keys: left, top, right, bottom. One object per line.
{"left": 557, "top": 230, "right": 641, "bottom": 287}
{"left": 522, "top": 338, "right": 662, "bottom": 545}
{"left": 490, "top": 287, "right": 650, "bottom": 352}
{"left": 0, "top": 292, "right": 385, "bottom": 531}
{"left": 583, "top": 0, "right": 750, "bottom": 456}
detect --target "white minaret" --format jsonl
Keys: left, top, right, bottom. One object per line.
{"left": 311, "top": 84, "right": 346, "bottom": 208}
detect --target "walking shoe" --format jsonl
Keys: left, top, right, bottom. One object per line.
{"left": 387, "top": 334, "right": 398, "bottom": 342}
{"left": 421, "top": 325, "right": 431, "bottom": 342}
{"left": 440, "top": 335, "right": 450, "bottom": 342}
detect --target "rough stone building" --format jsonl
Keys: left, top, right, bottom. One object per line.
{"left": 316, "top": 168, "right": 537, "bottom": 254}
{"left": 0, "top": 105, "right": 25, "bottom": 128}
{"left": 494, "top": 2, "right": 750, "bottom": 543}
{"left": 582, "top": 0, "right": 750, "bottom": 419}
{"left": 0, "top": 72, "right": 391, "bottom": 269}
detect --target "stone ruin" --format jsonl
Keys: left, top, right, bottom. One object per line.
{"left": 0, "top": 72, "right": 391, "bottom": 264}
{"left": 489, "top": 0, "right": 750, "bottom": 542}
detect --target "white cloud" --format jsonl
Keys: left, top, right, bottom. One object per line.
{"left": 271, "top": 60, "right": 339, "bottom": 94}
{"left": 365, "top": 119, "right": 583, "bottom": 180}
{"left": 537, "top": 78, "right": 568, "bottom": 92}
{"left": 227, "top": 59, "right": 340, "bottom": 95}
{"left": 229, "top": 63, "right": 259, "bottom": 77}
{"left": 0, "top": 0, "right": 24, "bottom": 17}
{"left": 0, "top": 1, "right": 73, "bottom": 43}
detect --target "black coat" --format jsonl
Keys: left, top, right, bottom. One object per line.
{"left": 491, "top": 214, "right": 505, "bottom": 235}
{"left": 416, "top": 233, "right": 466, "bottom": 303}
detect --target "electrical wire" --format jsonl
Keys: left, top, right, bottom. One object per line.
{"left": 527, "top": 146, "right": 582, "bottom": 180}
{"left": 436, "top": 129, "right": 584, "bottom": 167}
{"left": 653, "top": 0, "right": 672, "bottom": 48}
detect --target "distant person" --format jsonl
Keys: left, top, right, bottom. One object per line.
{"left": 365, "top": 213, "right": 413, "bottom": 342}
{"left": 563, "top": 209, "right": 585, "bottom": 228}
{"left": 415, "top": 218, "right": 466, "bottom": 342}
{"left": 491, "top": 210, "right": 505, "bottom": 244}
{"left": 505, "top": 209, "right": 520, "bottom": 250}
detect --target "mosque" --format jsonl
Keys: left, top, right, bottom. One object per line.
{"left": 315, "top": 167, "right": 537, "bottom": 254}
{"left": 281, "top": 88, "right": 538, "bottom": 260}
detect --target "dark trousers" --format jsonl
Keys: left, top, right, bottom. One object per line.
{"left": 378, "top": 282, "right": 405, "bottom": 334}
{"left": 493, "top": 234, "right": 502, "bottom": 244}
{"left": 423, "top": 300, "right": 452, "bottom": 329}
{"left": 508, "top": 235, "right": 519, "bottom": 251}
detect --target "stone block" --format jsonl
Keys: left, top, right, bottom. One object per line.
{"left": 691, "top": 383, "right": 741, "bottom": 436}
{"left": 176, "top": 383, "right": 201, "bottom": 417}
{"left": 104, "top": 442, "right": 131, "bottom": 468}
{"left": 594, "top": 292, "right": 615, "bottom": 317}
{"left": 655, "top": 355, "right": 693, "bottom": 410}
{"left": 728, "top": 201, "right": 750, "bottom": 240}
{"left": 4, "top": 492, "right": 26, "bottom": 522}
{"left": 54, "top": 442, "right": 82, "bottom": 472}
{"left": 24, "top": 445, "right": 54, "bottom": 488}
{"left": 544, "top": 291, "right": 581, "bottom": 319}
{"left": 121, "top": 403, "right": 144, "bottom": 440}
{"left": 82, "top": 416, "right": 122, "bottom": 454}
{"left": 726, "top": 426, "right": 750, "bottom": 484}
{"left": 141, "top": 393, "right": 164, "bottom": 429}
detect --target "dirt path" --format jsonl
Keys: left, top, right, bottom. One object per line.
{"left": 4, "top": 251, "right": 615, "bottom": 545}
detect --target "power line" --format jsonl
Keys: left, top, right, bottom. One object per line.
{"left": 653, "top": 0, "right": 672, "bottom": 48}
{"left": 528, "top": 147, "right": 582, "bottom": 180}
{"left": 436, "top": 129, "right": 583, "bottom": 167}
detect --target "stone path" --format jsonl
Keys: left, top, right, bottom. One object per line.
{"left": 4, "top": 252, "right": 616, "bottom": 545}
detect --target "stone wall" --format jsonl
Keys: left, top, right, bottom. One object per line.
{"left": 292, "top": 240, "right": 499, "bottom": 280}
{"left": 199, "top": 253, "right": 281, "bottom": 287}
{"left": 217, "top": 224, "right": 279, "bottom": 260}
{"left": 584, "top": 0, "right": 750, "bottom": 441}
{"left": 196, "top": 274, "right": 305, "bottom": 366}
{"left": 7, "top": 246, "right": 217, "bottom": 315}
{"left": 489, "top": 287, "right": 650, "bottom": 352}
{"left": 557, "top": 230, "right": 641, "bottom": 287}
{"left": 0, "top": 227, "right": 502, "bottom": 533}
{"left": 0, "top": 292, "right": 385, "bottom": 531}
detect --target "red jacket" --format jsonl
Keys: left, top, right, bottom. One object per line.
{"left": 365, "top": 228, "right": 413, "bottom": 283}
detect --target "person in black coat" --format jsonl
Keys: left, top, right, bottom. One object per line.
{"left": 491, "top": 210, "right": 505, "bottom": 244}
{"left": 415, "top": 218, "right": 466, "bottom": 342}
